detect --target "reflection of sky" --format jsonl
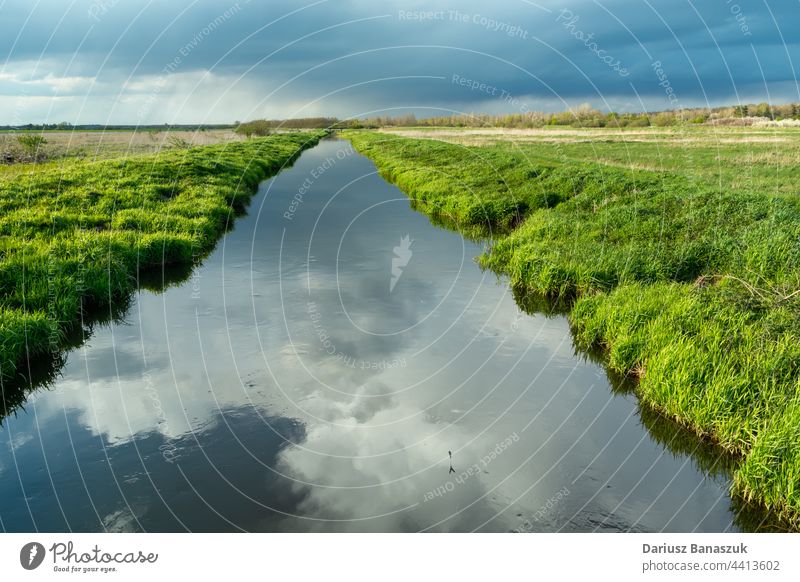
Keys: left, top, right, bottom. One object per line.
{"left": 0, "top": 140, "right": 738, "bottom": 532}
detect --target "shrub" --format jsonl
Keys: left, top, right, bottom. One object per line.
{"left": 16, "top": 133, "right": 48, "bottom": 159}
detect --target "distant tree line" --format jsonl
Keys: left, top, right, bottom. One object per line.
{"left": 339, "top": 102, "right": 800, "bottom": 129}
{"left": 0, "top": 122, "right": 74, "bottom": 131}
{"left": 10, "top": 102, "right": 800, "bottom": 135}
{"left": 235, "top": 117, "right": 341, "bottom": 136}
{"left": 0, "top": 123, "right": 234, "bottom": 131}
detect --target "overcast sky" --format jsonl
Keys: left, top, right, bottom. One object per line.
{"left": 1, "top": 0, "right": 798, "bottom": 124}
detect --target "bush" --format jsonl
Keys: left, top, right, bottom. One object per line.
{"left": 16, "top": 133, "right": 48, "bottom": 159}
{"left": 652, "top": 112, "right": 677, "bottom": 127}
{"left": 235, "top": 120, "right": 272, "bottom": 137}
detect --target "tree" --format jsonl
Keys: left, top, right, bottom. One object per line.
{"left": 753, "top": 102, "right": 772, "bottom": 119}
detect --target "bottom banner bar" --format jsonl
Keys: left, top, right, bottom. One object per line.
{"left": 1, "top": 533, "right": 797, "bottom": 581}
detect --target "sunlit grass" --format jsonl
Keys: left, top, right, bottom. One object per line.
{"left": 345, "top": 128, "right": 800, "bottom": 528}
{"left": 0, "top": 131, "right": 325, "bottom": 382}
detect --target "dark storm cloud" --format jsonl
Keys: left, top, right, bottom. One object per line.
{"left": 1, "top": 0, "right": 798, "bottom": 123}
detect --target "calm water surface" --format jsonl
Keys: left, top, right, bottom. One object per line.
{"left": 0, "top": 139, "right": 749, "bottom": 532}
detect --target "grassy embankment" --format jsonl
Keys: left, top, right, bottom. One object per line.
{"left": 0, "top": 131, "right": 325, "bottom": 386}
{"left": 345, "top": 129, "right": 800, "bottom": 528}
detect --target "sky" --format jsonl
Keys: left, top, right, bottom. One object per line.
{"left": 0, "top": 0, "right": 798, "bottom": 124}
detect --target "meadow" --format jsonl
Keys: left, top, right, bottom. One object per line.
{"left": 345, "top": 127, "right": 800, "bottom": 528}
{"left": 0, "top": 131, "right": 325, "bottom": 392}
{"left": 0, "top": 128, "right": 243, "bottom": 165}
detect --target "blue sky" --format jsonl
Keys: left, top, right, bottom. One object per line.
{"left": 1, "top": 0, "right": 798, "bottom": 124}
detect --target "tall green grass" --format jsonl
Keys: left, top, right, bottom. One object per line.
{"left": 0, "top": 131, "right": 325, "bottom": 384}
{"left": 345, "top": 129, "right": 800, "bottom": 528}
{"left": 348, "top": 131, "right": 567, "bottom": 233}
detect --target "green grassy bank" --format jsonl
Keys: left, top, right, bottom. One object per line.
{"left": 0, "top": 131, "right": 325, "bottom": 385}
{"left": 345, "top": 130, "right": 800, "bottom": 528}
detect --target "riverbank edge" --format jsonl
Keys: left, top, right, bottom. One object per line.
{"left": 342, "top": 130, "right": 800, "bottom": 531}
{"left": 1, "top": 131, "right": 327, "bottom": 386}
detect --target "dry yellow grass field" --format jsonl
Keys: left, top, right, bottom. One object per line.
{"left": 377, "top": 125, "right": 800, "bottom": 196}
{"left": 0, "top": 128, "right": 244, "bottom": 164}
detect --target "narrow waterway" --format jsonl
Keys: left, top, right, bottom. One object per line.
{"left": 0, "top": 138, "right": 750, "bottom": 532}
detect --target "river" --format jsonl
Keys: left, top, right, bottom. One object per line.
{"left": 0, "top": 138, "right": 752, "bottom": 532}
